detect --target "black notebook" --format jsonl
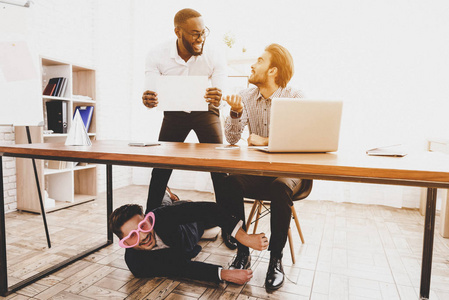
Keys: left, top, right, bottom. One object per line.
{"left": 46, "top": 101, "right": 68, "bottom": 133}
{"left": 43, "top": 77, "right": 65, "bottom": 97}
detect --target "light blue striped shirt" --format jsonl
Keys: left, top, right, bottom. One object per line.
{"left": 224, "top": 86, "right": 304, "bottom": 145}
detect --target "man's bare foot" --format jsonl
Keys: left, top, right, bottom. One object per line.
{"left": 235, "top": 228, "right": 269, "bottom": 251}
{"left": 166, "top": 186, "right": 179, "bottom": 201}
{"left": 221, "top": 269, "right": 253, "bottom": 284}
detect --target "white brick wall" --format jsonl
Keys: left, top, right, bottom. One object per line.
{"left": 0, "top": 125, "right": 17, "bottom": 212}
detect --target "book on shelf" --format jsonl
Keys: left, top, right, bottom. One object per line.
{"left": 43, "top": 82, "right": 56, "bottom": 96}
{"left": 51, "top": 77, "right": 61, "bottom": 96}
{"left": 46, "top": 101, "right": 68, "bottom": 133}
{"left": 53, "top": 77, "right": 64, "bottom": 96}
{"left": 43, "top": 77, "right": 66, "bottom": 97}
{"left": 59, "top": 78, "right": 68, "bottom": 97}
{"left": 74, "top": 106, "right": 94, "bottom": 132}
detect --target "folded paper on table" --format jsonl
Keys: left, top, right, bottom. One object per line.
{"left": 128, "top": 142, "right": 160, "bottom": 147}
{"left": 65, "top": 110, "right": 92, "bottom": 146}
{"left": 147, "top": 75, "right": 209, "bottom": 111}
{"left": 366, "top": 144, "right": 407, "bottom": 157}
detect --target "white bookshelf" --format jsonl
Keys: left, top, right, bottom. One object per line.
{"left": 15, "top": 57, "right": 97, "bottom": 213}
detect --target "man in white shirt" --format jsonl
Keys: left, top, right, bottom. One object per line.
{"left": 222, "top": 44, "right": 304, "bottom": 290}
{"left": 141, "top": 9, "right": 236, "bottom": 249}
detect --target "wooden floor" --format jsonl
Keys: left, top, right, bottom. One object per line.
{"left": 2, "top": 185, "right": 449, "bottom": 300}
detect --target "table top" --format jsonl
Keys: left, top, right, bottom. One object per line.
{"left": 1, "top": 140, "right": 449, "bottom": 188}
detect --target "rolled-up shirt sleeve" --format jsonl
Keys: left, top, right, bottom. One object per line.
{"left": 224, "top": 102, "right": 248, "bottom": 145}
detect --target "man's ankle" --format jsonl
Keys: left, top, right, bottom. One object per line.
{"left": 270, "top": 251, "right": 283, "bottom": 260}
{"left": 237, "top": 247, "right": 250, "bottom": 256}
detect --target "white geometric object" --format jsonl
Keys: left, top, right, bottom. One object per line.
{"left": 65, "top": 109, "right": 91, "bottom": 146}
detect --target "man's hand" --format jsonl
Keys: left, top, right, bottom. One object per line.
{"left": 235, "top": 228, "right": 269, "bottom": 251}
{"left": 142, "top": 90, "right": 158, "bottom": 108}
{"left": 223, "top": 94, "right": 243, "bottom": 113}
{"left": 205, "top": 87, "right": 222, "bottom": 107}
{"left": 247, "top": 133, "right": 268, "bottom": 146}
{"left": 221, "top": 269, "right": 253, "bottom": 285}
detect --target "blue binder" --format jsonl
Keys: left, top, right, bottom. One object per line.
{"left": 74, "top": 106, "right": 94, "bottom": 132}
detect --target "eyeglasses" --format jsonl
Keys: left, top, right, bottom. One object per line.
{"left": 119, "top": 212, "right": 155, "bottom": 248}
{"left": 180, "top": 27, "right": 210, "bottom": 40}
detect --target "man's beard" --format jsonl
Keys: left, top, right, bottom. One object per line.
{"left": 182, "top": 34, "right": 204, "bottom": 56}
{"left": 248, "top": 70, "right": 268, "bottom": 87}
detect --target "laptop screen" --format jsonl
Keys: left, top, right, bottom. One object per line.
{"left": 267, "top": 99, "right": 343, "bottom": 152}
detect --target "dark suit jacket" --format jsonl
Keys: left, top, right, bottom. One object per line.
{"left": 124, "top": 202, "right": 239, "bottom": 283}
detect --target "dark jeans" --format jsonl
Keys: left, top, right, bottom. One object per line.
{"left": 145, "top": 110, "right": 226, "bottom": 213}
{"left": 222, "top": 174, "right": 302, "bottom": 258}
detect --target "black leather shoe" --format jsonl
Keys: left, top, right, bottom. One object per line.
{"left": 265, "top": 256, "right": 284, "bottom": 290}
{"left": 230, "top": 251, "right": 251, "bottom": 270}
{"left": 222, "top": 231, "right": 237, "bottom": 250}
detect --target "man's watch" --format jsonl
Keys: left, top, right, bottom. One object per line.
{"left": 230, "top": 109, "right": 242, "bottom": 119}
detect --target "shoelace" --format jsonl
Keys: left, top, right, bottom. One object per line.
{"left": 231, "top": 252, "right": 248, "bottom": 266}
{"left": 226, "top": 251, "right": 296, "bottom": 285}
{"left": 267, "top": 257, "right": 283, "bottom": 275}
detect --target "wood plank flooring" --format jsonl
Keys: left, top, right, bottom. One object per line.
{"left": 2, "top": 185, "right": 449, "bottom": 299}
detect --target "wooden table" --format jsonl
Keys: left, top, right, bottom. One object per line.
{"left": 1, "top": 141, "right": 449, "bottom": 299}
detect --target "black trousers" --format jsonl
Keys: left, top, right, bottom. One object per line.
{"left": 222, "top": 174, "right": 302, "bottom": 258}
{"left": 126, "top": 201, "right": 243, "bottom": 282}
{"left": 145, "top": 110, "right": 226, "bottom": 213}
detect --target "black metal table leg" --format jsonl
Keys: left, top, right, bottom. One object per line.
{"left": 0, "top": 156, "right": 8, "bottom": 296}
{"left": 419, "top": 187, "right": 437, "bottom": 300}
{"left": 0, "top": 160, "right": 114, "bottom": 296}
{"left": 30, "top": 159, "right": 51, "bottom": 248}
{"left": 26, "top": 126, "right": 51, "bottom": 248}
{"left": 107, "top": 164, "right": 113, "bottom": 242}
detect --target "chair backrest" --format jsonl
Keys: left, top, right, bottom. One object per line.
{"left": 293, "top": 179, "right": 313, "bottom": 201}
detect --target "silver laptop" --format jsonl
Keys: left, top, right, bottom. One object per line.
{"left": 257, "top": 98, "right": 343, "bottom": 152}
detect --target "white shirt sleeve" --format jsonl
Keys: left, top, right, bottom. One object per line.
{"left": 144, "top": 49, "right": 161, "bottom": 93}
{"left": 209, "top": 44, "right": 228, "bottom": 92}
{"left": 218, "top": 267, "right": 223, "bottom": 281}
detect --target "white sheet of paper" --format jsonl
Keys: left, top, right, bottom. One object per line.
{"left": 153, "top": 76, "right": 209, "bottom": 111}
{"left": 0, "top": 41, "right": 42, "bottom": 126}
{"left": 0, "top": 41, "right": 37, "bottom": 82}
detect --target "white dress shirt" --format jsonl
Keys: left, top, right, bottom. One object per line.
{"left": 145, "top": 39, "right": 227, "bottom": 92}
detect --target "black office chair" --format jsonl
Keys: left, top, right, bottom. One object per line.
{"left": 245, "top": 179, "right": 313, "bottom": 264}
